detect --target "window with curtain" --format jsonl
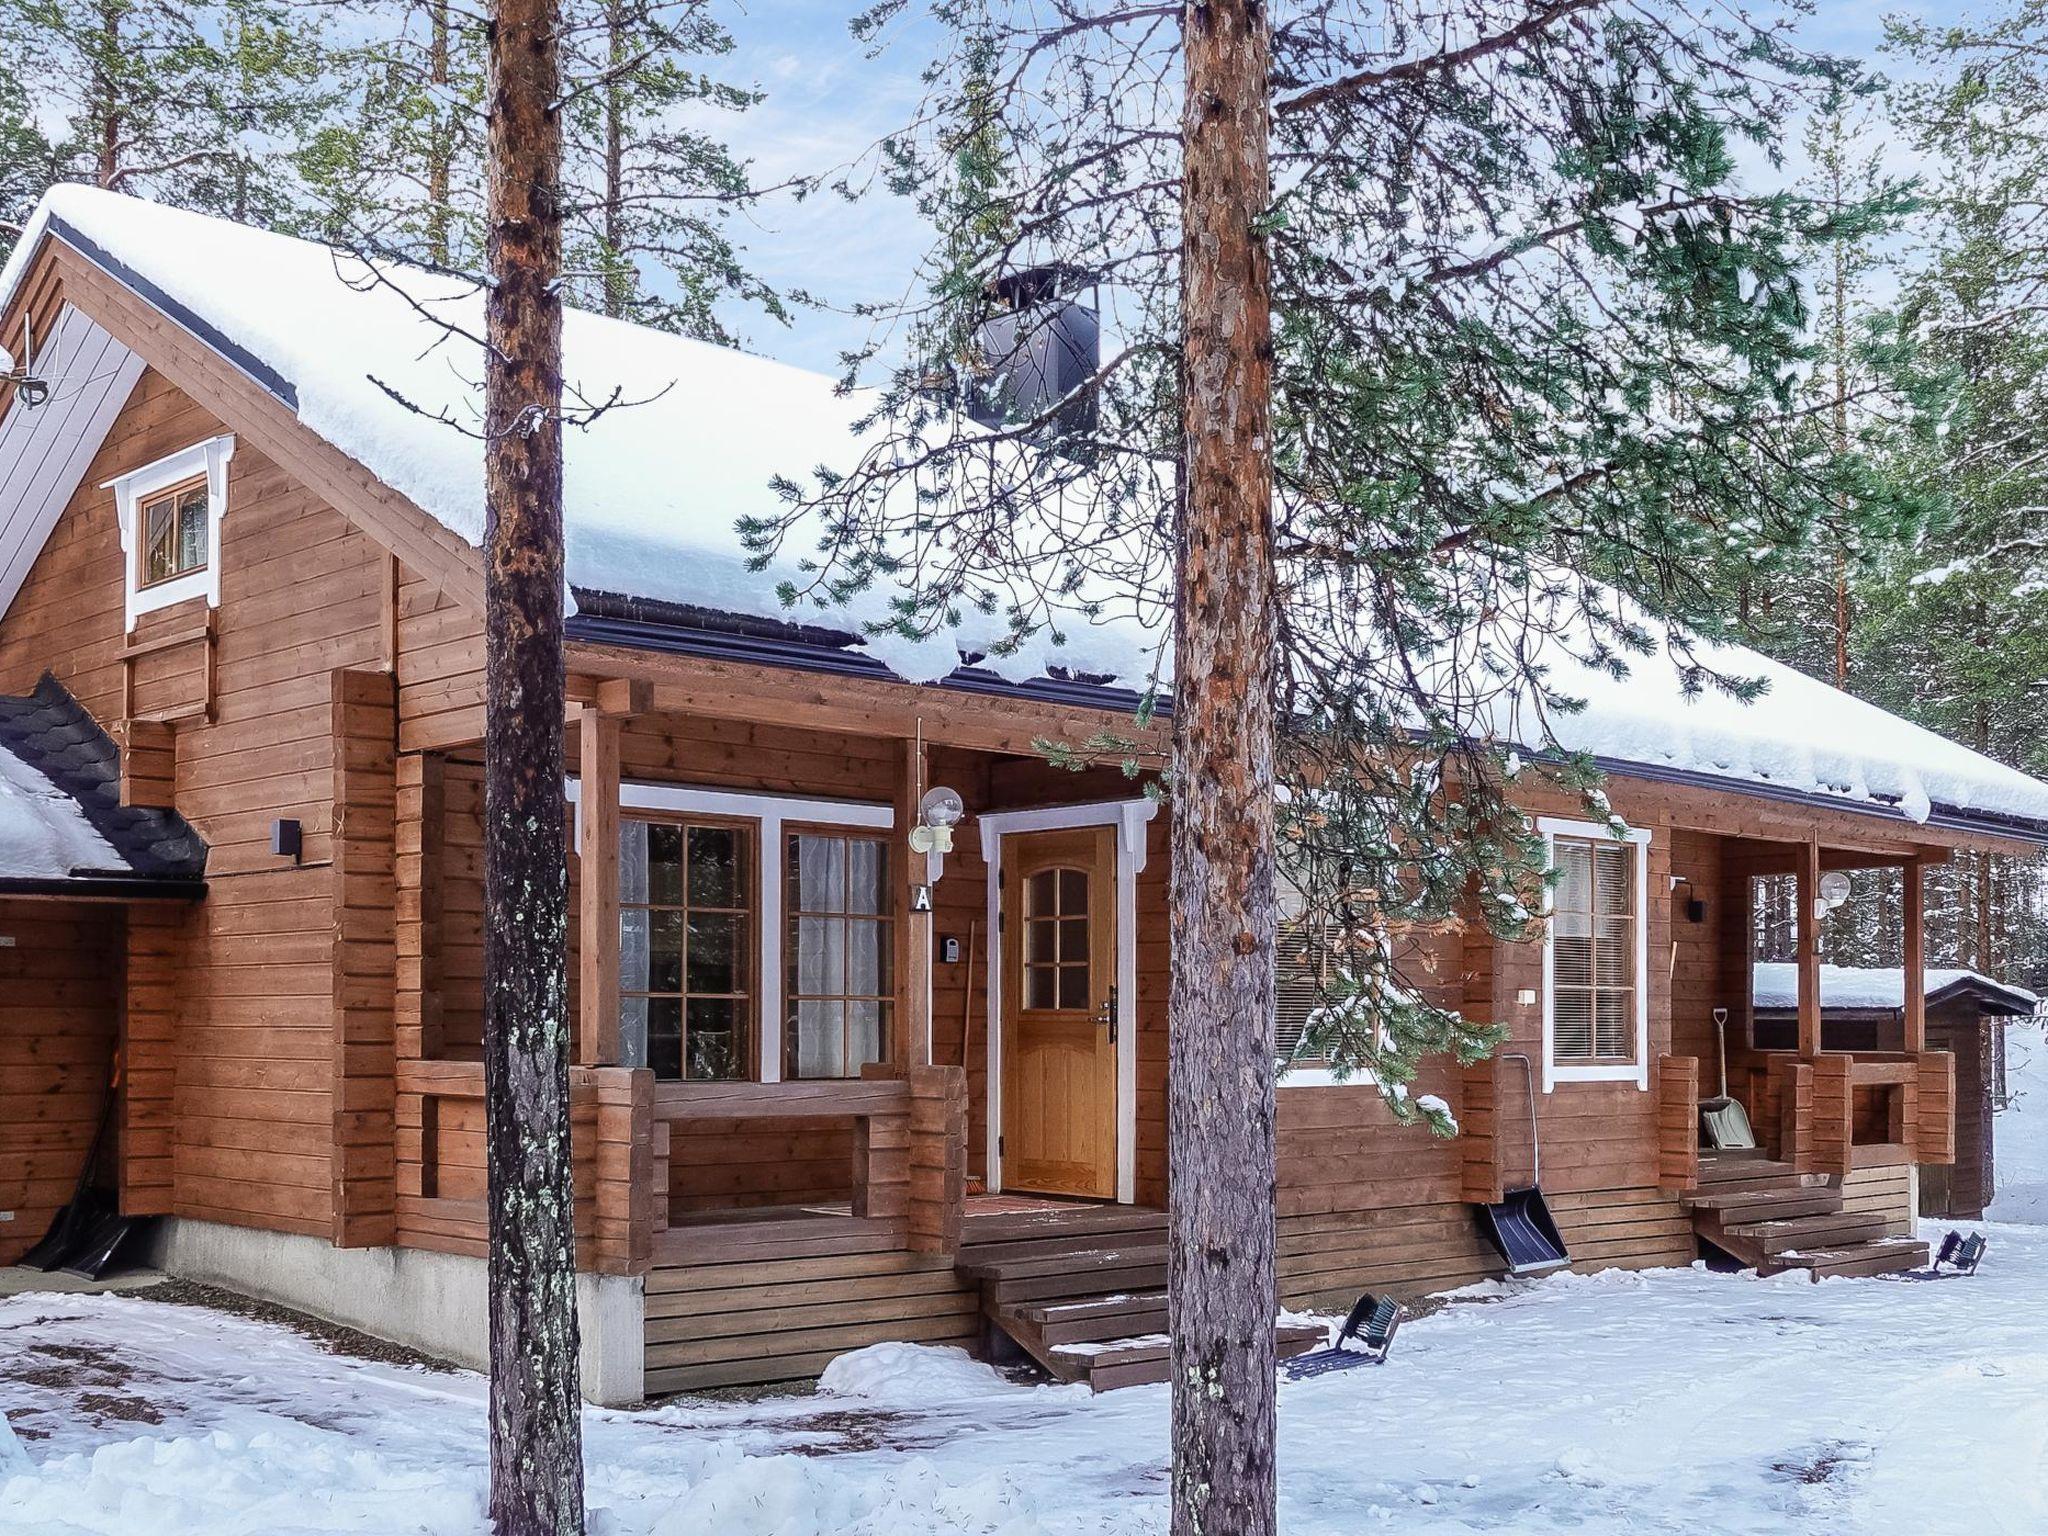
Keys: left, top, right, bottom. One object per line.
{"left": 786, "top": 831, "right": 893, "bottom": 1077}
{"left": 1550, "top": 834, "right": 1638, "bottom": 1063}
{"left": 618, "top": 816, "right": 753, "bottom": 1080}
{"left": 139, "top": 479, "right": 210, "bottom": 586}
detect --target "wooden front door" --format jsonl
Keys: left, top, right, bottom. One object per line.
{"left": 1000, "top": 826, "right": 1118, "bottom": 1198}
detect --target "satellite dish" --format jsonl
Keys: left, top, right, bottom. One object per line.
{"left": 1818, "top": 871, "right": 1852, "bottom": 911}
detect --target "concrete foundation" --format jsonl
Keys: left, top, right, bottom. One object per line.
{"left": 145, "top": 1218, "right": 645, "bottom": 1406}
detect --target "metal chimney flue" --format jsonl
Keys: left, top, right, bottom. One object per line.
{"left": 966, "top": 264, "right": 1100, "bottom": 440}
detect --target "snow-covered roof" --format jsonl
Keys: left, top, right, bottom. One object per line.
{"left": 0, "top": 674, "right": 206, "bottom": 891}
{"left": 1753, "top": 962, "right": 2041, "bottom": 1017}
{"left": 0, "top": 740, "right": 123, "bottom": 881}
{"left": 6, "top": 186, "right": 2048, "bottom": 835}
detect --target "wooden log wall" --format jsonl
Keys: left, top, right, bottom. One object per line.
{"left": 0, "top": 370, "right": 394, "bottom": 1242}
{"left": 121, "top": 903, "right": 180, "bottom": 1213}
{"left": 1458, "top": 1057, "right": 1505, "bottom": 1205}
{"left": 0, "top": 900, "right": 124, "bottom": 1265}
{"left": 1656, "top": 1054, "right": 1699, "bottom": 1193}
{"left": 1924, "top": 1008, "right": 1987, "bottom": 1217}
{"left": 1667, "top": 826, "right": 1727, "bottom": 1080}
{"left": 330, "top": 669, "right": 398, "bottom": 1246}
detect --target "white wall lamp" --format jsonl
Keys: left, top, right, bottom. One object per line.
{"left": 909, "top": 785, "right": 966, "bottom": 884}
{"left": 1815, "top": 870, "right": 1851, "bottom": 922}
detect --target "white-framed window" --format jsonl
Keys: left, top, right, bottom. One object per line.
{"left": 104, "top": 435, "right": 236, "bottom": 630}
{"left": 566, "top": 777, "right": 893, "bottom": 1082}
{"left": 785, "top": 827, "right": 895, "bottom": 1079}
{"left": 1539, "top": 816, "right": 1651, "bottom": 1091}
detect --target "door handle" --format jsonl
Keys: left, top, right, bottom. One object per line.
{"left": 1097, "top": 985, "right": 1118, "bottom": 1043}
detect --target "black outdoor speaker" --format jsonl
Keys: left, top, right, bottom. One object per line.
{"left": 271, "top": 818, "right": 303, "bottom": 861}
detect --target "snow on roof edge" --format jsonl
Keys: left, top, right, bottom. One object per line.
{"left": 1752, "top": 962, "right": 2041, "bottom": 1014}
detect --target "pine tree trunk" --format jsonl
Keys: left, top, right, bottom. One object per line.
{"left": 603, "top": 0, "right": 628, "bottom": 318}
{"left": 428, "top": 0, "right": 454, "bottom": 268}
{"left": 482, "top": 0, "right": 584, "bottom": 1527}
{"left": 1170, "top": 2, "right": 1277, "bottom": 1534}
{"left": 94, "top": 0, "right": 120, "bottom": 188}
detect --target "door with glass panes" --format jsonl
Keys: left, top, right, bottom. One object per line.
{"left": 999, "top": 826, "right": 1117, "bottom": 1198}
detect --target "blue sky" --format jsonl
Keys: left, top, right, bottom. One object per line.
{"left": 718, "top": 2, "right": 1924, "bottom": 374}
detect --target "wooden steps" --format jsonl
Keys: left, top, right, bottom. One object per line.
{"left": 1048, "top": 1323, "right": 1327, "bottom": 1393}
{"left": 1685, "top": 1154, "right": 1926, "bottom": 1281}
{"left": 956, "top": 1205, "right": 1319, "bottom": 1391}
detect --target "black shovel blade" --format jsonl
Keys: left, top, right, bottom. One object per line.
{"left": 18, "top": 1201, "right": 84, "bottom": 1271}
{"left": 58, "top": 1209, "right": 141, "bottom": 1281}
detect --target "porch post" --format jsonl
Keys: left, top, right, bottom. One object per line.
{"left": 1796, "top": 838, "right": 1822, "bottom": 1059}
{"left": 1903, "top": 857, "right": 1927, "bottom": 1053}
{"left": 898, "top": 736, "right": 934, "bottom": 1066}
{"left": 578, "top": 704, "right": 621, "bottom": 1066}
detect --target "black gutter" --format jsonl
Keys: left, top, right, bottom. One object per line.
{"left": 49, "top": 217, "right": 300, "bottom": 409}
{"left": 565, "top": 609, "right": 1156, "bottom": 717}
{"left": 0, "top": 875, "right": 205, "bottom": 901}
{"left": 565, "top": 606, "right": 2048, "bottom": 847}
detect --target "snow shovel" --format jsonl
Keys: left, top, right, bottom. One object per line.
{"left": 1884, "top": 1230, "right": 1988, "bottom": 1283}
{"left": 1282, "top": 1293, "right": 1404, "bottom": 1380}
{"left": 1697, "top": 1007, "right": 1756, "bottom": 1151}
{"left": 20, "top": 1052, "right": 121, "bottom": 1273}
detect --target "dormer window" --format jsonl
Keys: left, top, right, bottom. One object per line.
{"left": 139, "top": 479, "right": 210, "bottom": 587}
{"left": 105, "top": 434, "right": 235, "bottom": 629}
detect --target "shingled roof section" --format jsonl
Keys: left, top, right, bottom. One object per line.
{"left": 0, "top": 673, "right": 206, "bottom": 892}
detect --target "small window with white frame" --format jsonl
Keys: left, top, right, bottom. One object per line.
{"left": 1540, "top": 817, "right": 1651, "bottom": 1091}
{"left": 138, "top": 478, "right": 210, "bottom": 587}
{"left": 104, "top": 434, "right": 236, "bottom": 630}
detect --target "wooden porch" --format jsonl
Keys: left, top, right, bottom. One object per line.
{"left": 1639, "top": 837, "right": 1957, "bottom": 1275}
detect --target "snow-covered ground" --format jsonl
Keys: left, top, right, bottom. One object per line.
{"left": 1989, "top": 1019, "right": 2048, "bottom": 1223}
{"left": 6, "top": 1230, "right": 2048, "bottom": 1536}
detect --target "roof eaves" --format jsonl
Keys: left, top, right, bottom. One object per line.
{"left": 0, "top": 873, "right": 204, "bottom": 901}
{"left": 568, "top": 604, "right": 2048, "bottom": 845}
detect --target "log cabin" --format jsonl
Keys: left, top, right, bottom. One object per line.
{"left": 5, "top": 187, "right": 2048, "bottom": 1403}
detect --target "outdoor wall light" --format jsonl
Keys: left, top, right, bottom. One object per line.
{"left": 1669, "top": 874, "right": 1706, "bottom": 924}
{"left": 910, "top": 785, "right": 966, "bottom": 885}
{"left": 1816, "top": 870, "right": 1851, "bottom": 920}
{"left": 909, "top": 786, "right": 965, "bottom": 855}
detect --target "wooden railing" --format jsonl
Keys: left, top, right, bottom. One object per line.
{"left": 651, "top": 1065, "right": 968, "bottom": 1259}
{"left": 394, "top": 1058, "right": 656, "bottom": 1275}
{"left": 1756, "top": 1050, "right": 1955, "bottom": 1180}
{"left": 1655, "top": 1055, "right": 1699, "bottom": 1193}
